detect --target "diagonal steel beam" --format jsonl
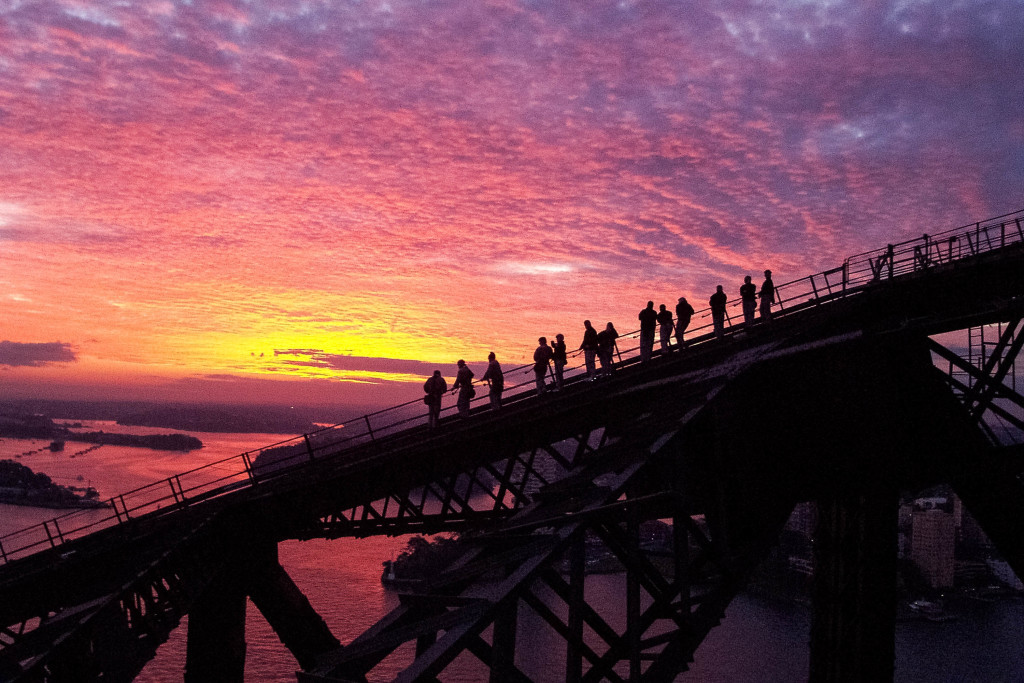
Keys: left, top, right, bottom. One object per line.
{"left": 519, "top": 584, "right": 626, "bottom": 683}
{"left": 929, "top": 339, "right": 1024, "bottom": 433}
{"left": 938, "top": 370, "right": 1024, "bottom": 433}
{"left": 969, "top": 320, "right": 1024, "bottom": 419}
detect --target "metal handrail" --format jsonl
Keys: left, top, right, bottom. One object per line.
{"left": 2, "top": 208, "right": 1022, "bottom": 566}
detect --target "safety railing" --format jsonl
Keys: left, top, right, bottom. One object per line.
{"left": 843, "top": 209, "right": 1024, "bottom": 287}
{"left": 2, "top": 208, "right": 1022, "bottom": 566}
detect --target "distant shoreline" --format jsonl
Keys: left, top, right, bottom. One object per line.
{"left": 0, "top": 414, "right": 203, "bottom": 452}
{"left": 0, "top": 460, "right": 110, "bottom": 510}
{"left": 65, "top": 431, "right": 203, "bottom": 451}
{"left": 0, "top": 399, "right": 350, "bottom": 435}
{"left": 0, "top": 493, "right": 110, "bottom": 510}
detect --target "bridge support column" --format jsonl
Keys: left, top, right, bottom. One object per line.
{"left": 247, "top": 542, "right": 341, "bottom": 671}
{"left": 490, "top": 596, "right": 518, "bottom": 682}
{"left": 809, "top": 487, "right": 898, "bottom": 683}
{"left": 185, "top": 560, "right": 248, "bottom": 683}
{"left": 565, "top": 533, "right": 585, "bottom": 683}
{"left": 626, "top": 498, "right": 642, "bottom": 683}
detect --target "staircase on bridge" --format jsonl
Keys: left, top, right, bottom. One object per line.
{"left": 2, "top": 210, "right": 1024, "bottom": 683}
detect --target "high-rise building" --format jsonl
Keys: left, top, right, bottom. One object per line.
{"left": 911, "top": 498, "right": 956, "bottom": 588}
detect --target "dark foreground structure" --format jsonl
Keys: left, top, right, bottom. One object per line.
{"left": 2, "top": 211, "right": 1024, "bottom": 682}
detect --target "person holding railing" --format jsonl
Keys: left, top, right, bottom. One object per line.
{"left": 759, "top": 270, "right": 775, "bottom": 322}
{"left": 481, "top": 352, "right": 504, "bottom": 410}
{"left": 552, "top": 334, "right": 567, "bottom": 390}
{"left": 638, "top": 301, "right": 657, "bottom": 362}
{"left": 675, "top": 297, "right": 694, "bottom": 348}
{"left": 423, "top": 370, "right": 447, "bottom": 430}
{"left": 451, "top": 359, "right": 475, "bottom": 417}
{"left": 740, "top": 276, "right": 757, "bottom": 326}
{"left": 533, "top": 337, "right": 554, "bottom": 395}
{"left": 657, "top": 304, "right": 674, "bottom": 351}
{"left": 597, "top": 322, "right": 619, "bottom": 375}
{"left": 710, "top": 285, "right": 727, "bottom": 338}
{"left": 580, "top": 320, "right": 599, "bottom": 379}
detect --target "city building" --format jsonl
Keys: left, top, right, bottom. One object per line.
{"left": 911, "top": 497, "right": 956, "bottom": 589}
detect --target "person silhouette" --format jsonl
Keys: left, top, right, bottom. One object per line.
{"left": 759, "top": 269, "right": 775, "bottom": 322}
{"left": 675, "top": 297, "right": 694, "bottom": 348}
{"left": 481, "top": 352, "right": 504, "bottom": 410}
{"left": 597, "top": 322, "right": 619, "bottom": 375}
{"left": 551, "top": 334, "right": 567, "bottom": 390}
{"left": 710, "top": 285, "right": 727, "bottom": 339}
{"left": 533, "top": 337, "right": 554, "bottom": 395}
{"left": 740, "top": 275, "right": 757, "bottom": 326}
{"left": 451, "top": 359, "right": 474, "bottom": 417}
{"left": 656, "top": 304, "right": 674, "bottom": 352}
{"left": 423, "top": 370, "right": 447, "bottom": 429}
{"left": 638, "top": 301, "right": 657, "bottom": 362}
{"left": 580, "top": 320, "right": 599, "bottom": 379}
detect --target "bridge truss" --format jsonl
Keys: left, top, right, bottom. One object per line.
{"left": 932, "top": 319, "right": 1024, "bottom": 445}
{"left": 2, "top": 211, "right": 1024, "bottom": 682}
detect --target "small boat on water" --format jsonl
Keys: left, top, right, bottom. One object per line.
{"left": 380, "top": 560, "right": 424, "bottom": 591}
{"left": 48, "top": 440, "right": 65, "bottom": 452}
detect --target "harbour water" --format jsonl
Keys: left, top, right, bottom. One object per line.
{"left": 2, "top": 423, "right": 1022, "bottom": 682}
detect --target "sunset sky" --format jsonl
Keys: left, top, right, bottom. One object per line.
{"left": 2, "top": 0, "right": 1022, "bottom": 409}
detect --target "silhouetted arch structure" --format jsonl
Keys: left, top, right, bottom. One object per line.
{"left": 2, "top": 210, "right": 1024, "bottom": 682}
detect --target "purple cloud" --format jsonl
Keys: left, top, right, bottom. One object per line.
{"left": 272, "top": 349, "right": 486, "bottom": 378}
{"left": 0, "top": 341, "right": 77, "bottom": 367}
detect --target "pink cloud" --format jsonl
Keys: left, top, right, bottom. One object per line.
{"left": 0, "top": 0, "right": 1021, "bottom": 403}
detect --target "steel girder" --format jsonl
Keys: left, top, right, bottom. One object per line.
{"left": 296, "top": 347, "right": 795, "bottom": 683}
{"left": 294, "top": 433, "right": 607, "bottom": 540}
{"left": 297, "top": 437, "right": 793, "bottom": 683}
{"left": 929, "top": 318, "right": 1024, "bottom": 443}
{"left": 0, "top": 517, "right": 227, "bottom": 683}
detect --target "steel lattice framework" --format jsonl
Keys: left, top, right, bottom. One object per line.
{"left": 1, "top": 211, "right": 1024, "bottom": 682}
